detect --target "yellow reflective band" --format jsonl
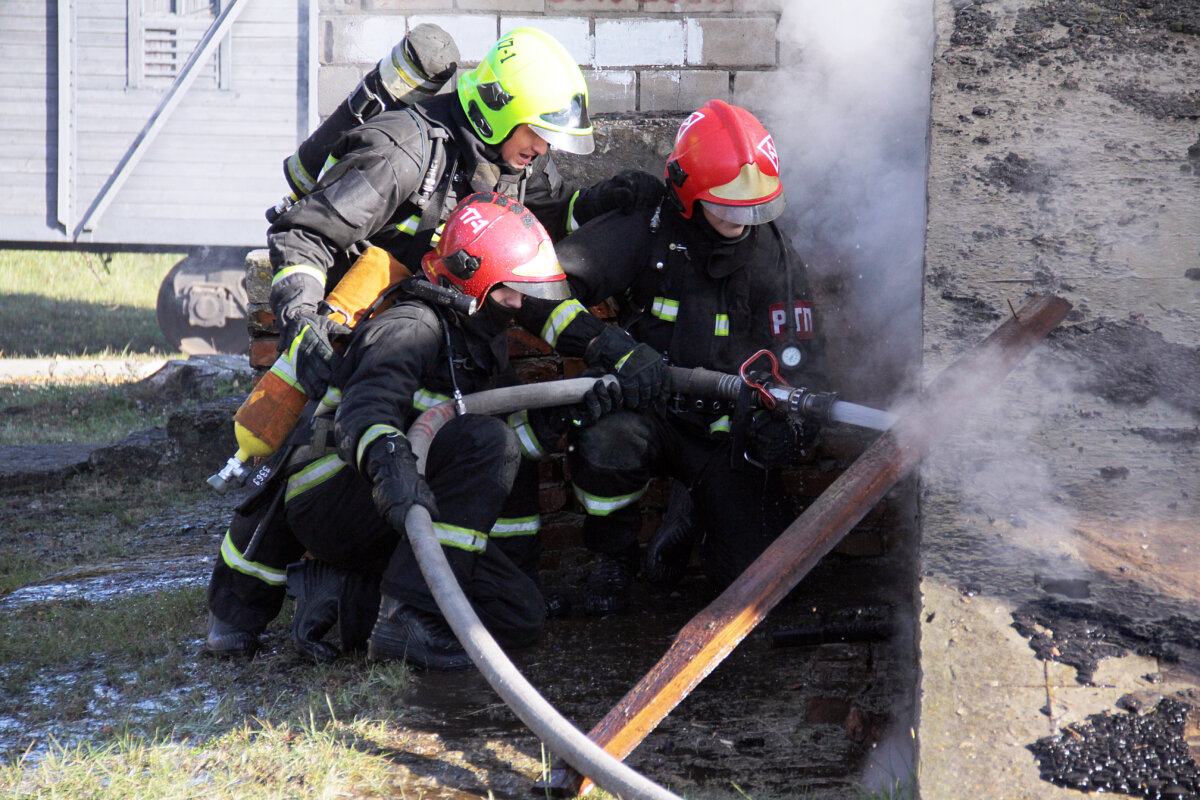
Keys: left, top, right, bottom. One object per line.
{"left": 317, "top": 154, "right": 338, "bottom": 183}
{"left": 413, "top": 387, "right": 452, "bottom": 412}
{"left": 356, "top": 425, "right": 403, "bottom": 470}
{"left": 566, "top": 189, "right": 582, "bottom": 233}
{"left": 709, "top": 415, "right": 731, "bottom": 435}
{"left": 285, "top": 154, "right": 317, "bottom": 195}
{"left": 540, "top": 299, "right": 586, "bottom": 349}
{"left": 318, "top": 385, "right": 342, "bottom": 413}
{"left": 268, "top": 348, "right": 303, "bottom": 392}
{"left": 490, "top": 516, "right": 540, "bottom": 538}
{"left": 714, "top": 314, "right": 730, "bottom": 337}
{"left": 220, "top": 530, "right": 287, "bottom": 586}
{"left": 395, "top": 213, "right": 420, "bottom": 236}
{"left": 433, "top": 522, "right": 488, "bottom": 552}
{"left": 395, "top": 216, "right": 445, "bottom": 244}
{"left": 573, "top": 483, "right": 648, "bottom": 517}
{"left": 272, "top": 264, "right": 327, "bottom": 290}
{"left": 651, "top": 297, "right": 679, "bottom": 322}
{"left": 285, "top": 454, "right": 346, "bottom": 502}
{"left": 508, "top": 410, "right": 548, "bottom": 460}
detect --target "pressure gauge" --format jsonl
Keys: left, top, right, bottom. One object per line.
{"left": 780, "top": 346, "right": 803, "bottom": 368}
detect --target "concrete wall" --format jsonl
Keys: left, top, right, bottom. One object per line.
{"left": 919, "top": 0, "right": 1200, "bottom": 797}
{"left": 315, "top": 0, "right": 784, "bottom": 117}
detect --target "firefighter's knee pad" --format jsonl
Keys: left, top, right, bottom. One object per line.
{"left": 572, "top": 410, "right": 653, "bottom": 472}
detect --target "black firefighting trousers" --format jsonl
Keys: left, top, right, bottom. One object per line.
{"left": 207, "top": 414, "right": 544, "bottom": 647}
{"left": 569, "top": 407, "right": 798, "bottom": 589}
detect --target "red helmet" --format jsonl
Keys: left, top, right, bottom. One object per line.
{"left": 665, "top": 100, "right": 785, "bottom": 226}
{"left": 422, "top": 192, "right": 572, "bottom": 306}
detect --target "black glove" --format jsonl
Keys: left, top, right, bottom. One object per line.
{"left": 745, "top": 414, "right": 812, "bottom": 469}
{"left": 364, "top": 432, "right": 439, "bottom": 530}
{"left": 524, "top": 374, "right": 623, "bottom": 455}
{"left": 569, "top": 372, "right": 623, "bottom": 427}
{"left": 584, "top": 326, "right": 666, "bottom": 409}
{"left": 285, "top": 312, "right": 352, "bottom": 399}
{"left": 573, "top": 170, "right": 666, "bottom": 224}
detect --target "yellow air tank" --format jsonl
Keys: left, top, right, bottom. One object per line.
{"left": 207, "top": 248, "right": 411, "bottom": 494}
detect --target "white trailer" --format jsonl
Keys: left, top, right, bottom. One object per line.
{"left": 1, "top": 0, "right": 316, "bottom": 352}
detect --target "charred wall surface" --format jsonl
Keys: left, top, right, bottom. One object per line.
{"left": 921, "top": 0, "right": 1200, "bottom": 797}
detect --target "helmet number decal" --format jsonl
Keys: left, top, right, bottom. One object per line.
{"left": 457, "top": 205, "right": 491, "bottom": 235}
{"left": 757, "top": 134, "right": 779, "bottom": 172}
{"left": 769, "top": 300, "right": 814, "bottom": 340}
{"left": 496, "top": 36, "right": 516, "bottom": 63}
{"left": 675, "top": 110, "right": 706, "bottom": 144}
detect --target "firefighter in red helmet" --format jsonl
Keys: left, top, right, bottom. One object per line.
{"left": 206, "top": 195, "right": 623, "bottom": 669}
{"left": 512, "top": 100, "right": 830, "bottom": 615}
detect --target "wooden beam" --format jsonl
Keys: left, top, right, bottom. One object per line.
{"left": 560, "top": 294, "right": 1072, "bottom": 795}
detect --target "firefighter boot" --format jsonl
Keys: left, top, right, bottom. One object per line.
{"left": 643, "top": 480, "right": 697, "bottom": 587}
{"left": 582, "top": 545, "right": 640, "bottom": 616}
{"left": 337, "top": 570, "right": 381, "bottom": 654}
{"left": 204, "top": 613, "right": 260, "bottom": 658}
{"left": 367, "top": 595, "right": 473, "bottom": 671}
{"left": 286, "top": 559, "right": 343, "bottom": 663}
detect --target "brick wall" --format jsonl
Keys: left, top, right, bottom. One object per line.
{"left": 318, "top": 0, "right": 785, "bottom": 117}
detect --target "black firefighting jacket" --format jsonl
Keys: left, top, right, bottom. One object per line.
{"left": 268, "top": 92, "right": 576, "bottom": 314}
{"left": 515, "top": 204, "right": 828, "bottom": 390}
{"left": 327, "top": 295, "right": 515, "bottom": 474}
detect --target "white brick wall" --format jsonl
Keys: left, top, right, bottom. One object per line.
{"left": 406, "top": 15, "right": 500, "bottom": 63}
{"left": 322, "top": 3, "right": 782, "bottom": 114}
{"left": 329, "top": 16, "right": 407, "bottom": 64}
{"left": 595, "top": 19, "right": 686, "bottom": 68}
{"left": 500, "top": 16, "right": 592, "bottom": 66}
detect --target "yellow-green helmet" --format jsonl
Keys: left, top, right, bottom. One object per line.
{"left": 458, "top": 28, "right": 594, "bottom": 156}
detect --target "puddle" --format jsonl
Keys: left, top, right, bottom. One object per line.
{"left": 0, "top": 556, "right": 214, "bottom": 610}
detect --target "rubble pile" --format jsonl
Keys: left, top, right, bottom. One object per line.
{"left": 1029, "top": 698, "right": 1200, "bottom": 798}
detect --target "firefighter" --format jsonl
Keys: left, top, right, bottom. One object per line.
{"left": 249, "top": 25, "right": 662, "bottom": 645}
{"left": 512, "top": 100, "right": 830, "bottom": 615}
{"left": 209, "top": 194, "right": 626, "bottom": 669}
{"left": 269, "top": 26, "right": 661, "bottom": 405}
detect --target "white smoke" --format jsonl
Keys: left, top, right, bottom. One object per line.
{"left": 757, "top": 0, "right": 935, "bottom": 403}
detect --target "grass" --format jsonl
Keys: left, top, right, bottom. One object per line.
{"left": 0, "top": 583, "right": 421, "bottom": 799}
{"left": 0, "top": 374, "right": 249, "bottom": 446}
{"left": 0, "top": 248, "right": 183, "bottom": 358}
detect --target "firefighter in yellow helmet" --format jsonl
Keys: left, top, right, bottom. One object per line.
{"left": 268, "top": 27, "right": 661, "bottom": 405}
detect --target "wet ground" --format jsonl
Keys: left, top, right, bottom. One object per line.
{"left": 0, "top": 420, "right": 918, "bottom": 798}
{"left": 0, "top": 517, "right": 916, "bottom": 799}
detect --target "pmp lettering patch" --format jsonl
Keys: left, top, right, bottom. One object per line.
{"left": 769, "top": 300, "right": 814, "bottom": 339}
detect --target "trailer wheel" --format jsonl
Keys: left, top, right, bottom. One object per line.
{"left": 155, "top": 247, "right": 252, "bottom": 355}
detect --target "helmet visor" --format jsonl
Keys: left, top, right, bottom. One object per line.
{"left": 503, "top": 277, "right": 573, "bottom": 301}
{"left": 502, "top": 239, "right": 573, "bottom": 300}
{"left": 531, "top": 93, "right": 594, "bottom": 155}
{"left": 700, "top": 193, "right": 787, "bottom": 226}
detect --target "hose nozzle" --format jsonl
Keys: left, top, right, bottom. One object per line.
{"left": 782, "top": 387, "right": 839, "bottom": 423}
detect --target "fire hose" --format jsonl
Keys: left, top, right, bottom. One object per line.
{"left": 406, "top": 374, "right": 683, "bottom": 800}
{"left": 403, "top": 367, "right": 893, "bottom": 798}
